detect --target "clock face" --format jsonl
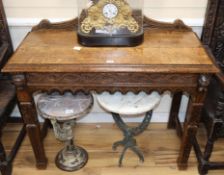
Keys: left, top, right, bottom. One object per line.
{"left": 102, "top": 3, "right": 118, "bottom": 19}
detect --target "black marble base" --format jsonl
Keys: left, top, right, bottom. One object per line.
{"left": 77, "top": 32, "right": 144, "bottom": 47}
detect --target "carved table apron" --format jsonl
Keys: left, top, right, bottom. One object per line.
{"left": 26, "top": 73, "right": 198, "bottom": 93}
{"left": 2, "top": 17, "right": 219, "bottom": 170}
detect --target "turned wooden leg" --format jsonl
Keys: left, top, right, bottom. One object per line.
{"left": 168, "top": 92, "right": 182, "bottom": 129}
{"left": 13, "top": 74, "right": 47, "bottom": 169}
{"left": 177, "top": 75, "right": 210, "bottom": 170}
{"left": 177, "top": 96, "right": 199, "bottom": 169}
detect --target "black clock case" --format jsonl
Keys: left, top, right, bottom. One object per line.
{"left": 77, "top": 32, "right": 144, "bottom": 47}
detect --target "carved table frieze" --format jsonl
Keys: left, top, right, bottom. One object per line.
{"left": 25, "top": 73, "right": 199, "bottom": 94}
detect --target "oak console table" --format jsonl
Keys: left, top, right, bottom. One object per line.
{"left": 1, "top": 18, "right": 219, "bottom": 170}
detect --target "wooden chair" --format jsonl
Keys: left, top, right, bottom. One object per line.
{"left": 0, "top": 80, "right": 26, "bottom": 175}
{"left": 193, "top": 73, "right": 224, "bottom": 174}
{"left": 192, "top": 0, "right": 224, "bottom": 174}
{"left": 0, "top": 1, "right": 26, "bottom": 174}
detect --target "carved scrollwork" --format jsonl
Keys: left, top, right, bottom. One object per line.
{"left": 215, "top": 96, "right": 224, "bottom": 119}
{"left": 213, "top": 5, "right": 224, "bottom": 70}
{"left": 202, "top": 0, "right": 220, "bottom": 45}
{"left": 198, "top": 74, "right": 211, "bottom": 92}
{"left": 31, "top": 15, "right": 192, "bottom": 33}
{"left": 26, "top": 73, "right": 198, "bottom": 94}
{"left": 143, "top": 17, "right": 192, "bottom": 31}
{"left": 12, "top": 74, "right": 26, "bottom": 88}
{"left": 27, "top": 73, "right": 197, "bottom": 85}
{"left": 31, "top": 18, "right": 78, "bottom": 32}
{"left": 202, "top": 0, "right": 224, "bottom": 72}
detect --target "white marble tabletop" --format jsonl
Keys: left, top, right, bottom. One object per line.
{"left": 96, "top": 91, "right": 161, "bottom": 115}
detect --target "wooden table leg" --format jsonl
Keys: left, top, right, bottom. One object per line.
{"left": 13, "top": 74, "right": 47, "bottom": 169}
{"left": 168, "top": 92, "right": 182, "bottom": 129}
{"left": 177, "top": 75, "right": 210, "bottom": 170}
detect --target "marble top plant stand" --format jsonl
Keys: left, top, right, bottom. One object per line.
{"left": 96, "top": 91, "right": 161, "bottom": 166}
{"left": 37, "top": 92, "right": 93, "bottom": 171}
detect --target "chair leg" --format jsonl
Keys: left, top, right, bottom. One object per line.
{"left": 192, "top": 136, "right": 209, "bottom": 175}
{"left": 0, "top": 124, "right": 26, "bottom": 175}
{"left": 193, "top": 120, "right": 224, "bottom": 174}
{"left": 0, "top": 142, "right": 11, "bottom": 175}
{"left": 7, "top": 125, "right": 26, "bottom": 163}
{"left": 203, "top": 139, "right": 215, "bottom": 161}
{"left": 0, "top": 139, "right": 6, "bottom": 162}
{"left": 203, "top": 120, "right": 222, "bottom": 161}
{"left": 198, "top": 163, "right": 209, "bottom": 175}
{"left": 0, "top": 137, "right": 11, "bottom": 175}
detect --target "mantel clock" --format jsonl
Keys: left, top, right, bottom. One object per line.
{"left": 77, "top": 0, "right": 144, "bottom": 46}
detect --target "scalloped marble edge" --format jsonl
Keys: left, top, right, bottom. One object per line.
{"left": 94, "top": 91, "right": 166, "bottom": 116}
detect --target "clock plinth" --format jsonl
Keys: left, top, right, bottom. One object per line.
{"left": 77, "top": 32, "right": 144, "bottom": 47}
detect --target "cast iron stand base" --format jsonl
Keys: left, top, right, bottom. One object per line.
{"left": 112, "top": 111, "right": 152, "bottom": 166}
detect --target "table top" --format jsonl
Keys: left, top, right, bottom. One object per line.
{"left": 2, "top": 29, "right": 219, "bottom": 74}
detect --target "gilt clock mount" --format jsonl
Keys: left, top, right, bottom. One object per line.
{"left": 77, "top": 0, "right": 144, "bottom": 46}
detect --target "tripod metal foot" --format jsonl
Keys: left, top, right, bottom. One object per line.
{"left": 112, "top": 135, "right": 144, "bottom": 166}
